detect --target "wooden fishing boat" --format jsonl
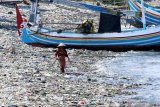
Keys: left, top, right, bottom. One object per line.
{"left": 16, "top": 0, "right": 160, "bottom": 51}
{"left": 128, "top": 0, "right": 160, "bottom": 25}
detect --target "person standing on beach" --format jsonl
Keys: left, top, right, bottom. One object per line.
{"left": 55, "top": 43, "right": 69, "bottom": 73}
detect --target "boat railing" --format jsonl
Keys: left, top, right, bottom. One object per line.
{"left": 122, "top": 24, "right": 160, "bottom": 32}
{"left": 122, "top": 28, "right": 144, "bottom": 32}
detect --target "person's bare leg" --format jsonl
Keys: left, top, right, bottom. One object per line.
{"left": 59, "top": 57, "right": 66, "bottom": 73}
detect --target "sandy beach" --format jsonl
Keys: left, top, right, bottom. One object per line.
{"left": 0, "top": 2, "right": 160, "bottom": 107}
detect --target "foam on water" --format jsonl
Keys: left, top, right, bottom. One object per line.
{"left": 95, "top": 51, "right": 160, "bottom": 104}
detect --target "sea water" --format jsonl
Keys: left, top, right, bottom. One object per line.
{"left": 94, "top": 51, "right": 160, "bottom": 104}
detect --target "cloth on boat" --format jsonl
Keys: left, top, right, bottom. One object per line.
{"left": 98, "top": 13, "right": 121, "bottom": 33}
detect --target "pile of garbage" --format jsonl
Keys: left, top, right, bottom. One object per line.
{"left": 0, "top": 2, "right": 159, "bottom": 107}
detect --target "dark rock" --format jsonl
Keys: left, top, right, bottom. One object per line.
{"left": 41, "top": 92, "right": 47, "bottom": 96}
{"left": 41, "top": 80, "right": 46, "bottom": 84}
{"left": 8, "top": 105, "right": 18, "bottom": 107}
{"left": 22, "top": 105, "right": 28, "bottom": 107}
{"left": 88, "top": 78, "right": 91, "bottom": 81}
{"left": 36, "top": 70, "right": 40, "bottom": 73}
{"left": 34, "top": 90, "right": 40, "bottom": 94}
{"left": 91, "top": 79, "right": 97, "bottom": 82}
{"left": 8, "top": 11, "right": 13, "bottom": 14}
{"left": 0, "top": 46, "right": 3, "bottom": 49}
{"left": 28, "top": 79, "right": 34, "bottom": 82}
{"left": 37, "top": 77, "right": 41, "bottom": 81}
{"left": 42, "top": 55, "right": 46, "bottom": 58}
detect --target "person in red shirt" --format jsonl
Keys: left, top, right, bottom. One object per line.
{"left": 55, "top": 43, "right": 69, "bottom": 73}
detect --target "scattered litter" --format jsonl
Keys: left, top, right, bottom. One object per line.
{"left": 0, "top": 2, "right": 158, "bottom": 107}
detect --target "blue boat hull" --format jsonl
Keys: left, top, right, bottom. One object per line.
{"left": 19, "top": 25, "right": 160, "bottom": 51}
{"left": 128, "top": 0, "right": 160, "bottom": 25}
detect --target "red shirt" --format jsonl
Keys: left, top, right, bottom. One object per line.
{"left": 55, "top": 48, "right": 68, "bottom": 57}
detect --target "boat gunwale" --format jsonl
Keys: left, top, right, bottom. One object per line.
{"left": 27, "top": 26, "right": 160, "bottom": 41}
